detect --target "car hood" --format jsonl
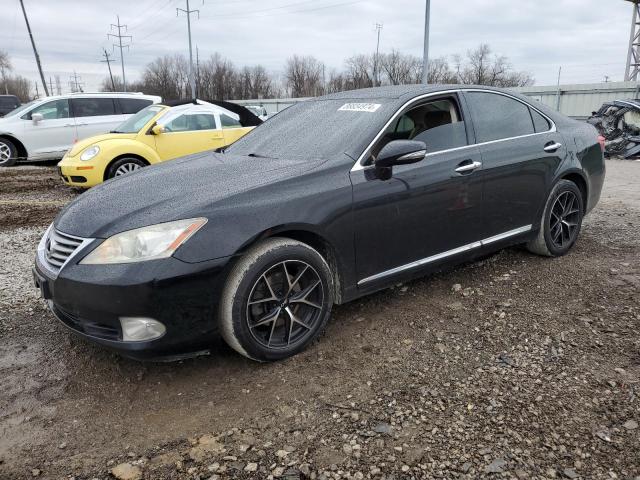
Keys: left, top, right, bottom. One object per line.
{"left": 67, "top": 133, "right": 138, "bottom": 157}
{"left": 55, "top": 151, "right": 321, "bottom": 238}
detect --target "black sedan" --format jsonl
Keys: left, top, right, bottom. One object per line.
{"left": 33, "top": 85, "right": 605, "bottom": 361}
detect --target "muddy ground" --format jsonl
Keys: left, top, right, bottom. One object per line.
{"left": 0, "top": 160, "right": 639, "bottom": 480}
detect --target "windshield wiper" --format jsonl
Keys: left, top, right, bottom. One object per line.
{"left": 247, "top": 152, "right": 274, "bottom": 159}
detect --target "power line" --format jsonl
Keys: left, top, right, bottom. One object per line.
{"left": 108, "top": 16, "right": 132, "bottom": 92}
{"left": 199, "top": 0, "right": 362, "bottom": 20}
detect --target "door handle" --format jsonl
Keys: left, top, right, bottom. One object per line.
{"left": 455, "top": 160, "right": 482, "bottom": 173}
{"left": 544, "top": 142, "right": 562, "bottom": 152}
{"left": 64, "top": 124, "right": 74, "bottom": 127}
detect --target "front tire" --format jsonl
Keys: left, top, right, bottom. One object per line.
{"left": 527, "top": 179, "right": 584, "bottom": 257}
{"left": 0, "top": 138, "right": 18, "bottom": 167}
{"left": 219, "top": 238, "right": 334, "bottom": 362}
{"left": 106, "top": 157, "right": 146, "bottom": 179}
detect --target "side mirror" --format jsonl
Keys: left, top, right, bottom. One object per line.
{"left": 374, "top": 140, "right": 427, "bottom": 179}
{"left": 151, "top": 124, "right": 165, "bottom": 135}
{"left": 32, "top": 113, "right": 43, "bottom": 125}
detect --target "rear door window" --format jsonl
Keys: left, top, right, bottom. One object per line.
{"left": 117, "top": 98, "right": 153, "bottom": 114}
{"left": 465, "top": 91, "right": 535, "bottom": 143}
{"left": 70, "top": 98, "right": 116, "bottom": 117}
{"left": 220, "top": 113, "right": 242, "bottom": 128}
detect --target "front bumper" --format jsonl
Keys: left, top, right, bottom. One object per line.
{"left": 34, "top": 253, "right": 233, "bottom": 360}
{"left": 58, "top": 156, "right": 106, "bottom": 187}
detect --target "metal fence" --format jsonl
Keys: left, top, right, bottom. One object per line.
{"left": 233, "top": 81, "right": 640, "bottom": 120}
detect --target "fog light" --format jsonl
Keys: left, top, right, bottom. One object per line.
{"left": 120, "top": 317, "right": 166, "bottom": 342}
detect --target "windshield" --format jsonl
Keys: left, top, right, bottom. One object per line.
{"left": 112, "top": 105, "right": 165, "bottom": 133}
{"left": 4, "top": 100, "right": 37, "bottom": 117}
{"left": 226, "top": 99, "right": 393, "bottom": 160}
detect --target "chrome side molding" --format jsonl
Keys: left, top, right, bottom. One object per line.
{"left": 357, "top": 225, "right": 532, "bottom": 286}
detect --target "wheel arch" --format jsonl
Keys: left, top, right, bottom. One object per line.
{"left": 103, "top": 154, "right": 150, "bottom": 181}
{"left": 560, "top": 171, "right": 588, "bottom": 208}
{"left": 0, "top": 134, "right": 28, "bottom": 160}
{"left": 242, "top": 225, "right": 346, "bottom": 304}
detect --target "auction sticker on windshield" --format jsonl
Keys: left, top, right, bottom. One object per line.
{"left": 338, "top": 103, "right": 381, "bottom": 112}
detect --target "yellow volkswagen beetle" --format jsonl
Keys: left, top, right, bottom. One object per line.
{"left": 58, "top": 100, "right": 259, "bottom": 187}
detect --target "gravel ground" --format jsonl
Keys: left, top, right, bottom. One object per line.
{"left": 0, "top": 160, "right": 639, "bottom": 480}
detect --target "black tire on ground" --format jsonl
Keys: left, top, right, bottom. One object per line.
{"left": 219, "top": 237, "right": 334, "bottom": 362}
{"left": 526, "top": 179, "right": 585, "bottom": 257}
{"left": 0, "top": 138, "right": 18, "bottom": 167}
{"left": 106, "top": 157, "right": 146, "bottom": 179}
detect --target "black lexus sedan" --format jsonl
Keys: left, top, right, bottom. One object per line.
{"left": 33, "top": 85, "right": 605, "bottom": 361}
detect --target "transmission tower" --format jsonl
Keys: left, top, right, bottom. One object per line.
{"left": 625, "top": 0, "right": 640, "bottom": 81}
{"left": 177, "top": 0, "right": 201, "bottom": 100}
{"left": 68, "top": 71, "right": 84, "bottom": 93}
{"left": 108, "top": 16, "right": 132, "bottom": 92}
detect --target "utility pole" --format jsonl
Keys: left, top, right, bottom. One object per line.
{"left": 19, "top": 0, "right": 49, "bottom": 96}
{"left": 108, "top": 16, "right": 131, "bottom": 92}
{"left": 101, "top": 48, "right": 116, "bottom": 91}
{"left": 177, "top": 0, "right": 201, "bottom": 100}
{"left": 422, "top": 0, "right": 431, "bottom": 84}
{"left": 555, "top": 66, "right": 562, "bottom": 111}
{"left": 55, "top": 75, "right": 62, "bottom": 95}
{"left": 196, "top": 45, "right": 200, "bottom": 98}
{"left": 373, "top": 23, "right": 383, "bottom": 87}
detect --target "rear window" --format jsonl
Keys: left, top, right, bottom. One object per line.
{"left": 118, "top": 98, "right": 153, "bottom": 115}
{"left": 71, "top": 98, "right": 116, "bottom": 117}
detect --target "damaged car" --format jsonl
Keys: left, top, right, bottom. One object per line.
{"left": 588, "top": 99, "right": 640, "bottom": 159}
{"left": 33, "top": 85, "right": 605, "bottom": 362}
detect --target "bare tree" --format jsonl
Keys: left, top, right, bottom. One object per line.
{"left": 426, "top": 56, "right": 458, "bottom": 84}
{"left": 344, "top": 54, "right": 374, "bottom": 90}
{"left": 458, "top": 44, "right": 533, "bottom": 87}
{"left": 0, "top": 50, "right": 12, "bottom": 95}
{"left": 380, "top": 50, "right": 421, "bottom": 85}
{"left": 285, "top": 55, "right": 325, "bottom": 98}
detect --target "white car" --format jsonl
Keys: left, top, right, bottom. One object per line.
{"left": 0, "top": 92, "right": 161, "bottom": 167}
{"left": 246, "top": 105, "right": 269, "bottom": 121}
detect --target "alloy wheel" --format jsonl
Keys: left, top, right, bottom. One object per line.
{"left": 246, "top": 260, "right": 324, "bottom": 349}
{"left": 549, "top": 191, "right": 580, "bottom": 249}
{"left": 0, "top": 142, "right": 12, "bottom": 165}
{"left": 114, "top": 162, "right": 141, "bottom": 176}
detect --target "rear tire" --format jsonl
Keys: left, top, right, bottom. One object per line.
{"left": 526, "top": 179, "right": 584, "bottom": 257}
{"left": 0, "top": 138, "right": 18, "bottom": 167}
{"left": 219, "top": 238, "right": 334, "bottom": 362}
{"left": 106, "top": 157, "right": 146, "bottom": 179}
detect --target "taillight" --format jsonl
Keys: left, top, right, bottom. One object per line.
{"left": 597, "top": 135, "right": 606, "bottom": 152}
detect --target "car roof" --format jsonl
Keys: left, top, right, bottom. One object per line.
{"left": 32, "top": 92, "right": 162, "bottom": 102}
{"left": 318, "top": 84, "right": 522, "bottom": 101}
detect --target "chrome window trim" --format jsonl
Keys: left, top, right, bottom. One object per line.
{"left": 357, "top": 224, "right": 532, "bottom": 286}
{"left": 350, "top": 88, "right": 556, "bottom": 172}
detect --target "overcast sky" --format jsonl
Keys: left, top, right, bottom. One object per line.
{"left": 1, "top": 0, "right": 634, "bottom": 94}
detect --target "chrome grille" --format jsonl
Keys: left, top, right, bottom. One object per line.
{"left": 45, "top": 229, "right": 85, "bottom": 269}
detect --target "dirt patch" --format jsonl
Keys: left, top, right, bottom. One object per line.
{"left": 0, "top": 161, "right": 639, "bottom": 479}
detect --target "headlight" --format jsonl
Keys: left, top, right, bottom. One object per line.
{"left": 80, "top": 145, "right": 100, "bottom": 161}
{"left": 80, "top": 218, "right": 207, "bottom": 265}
